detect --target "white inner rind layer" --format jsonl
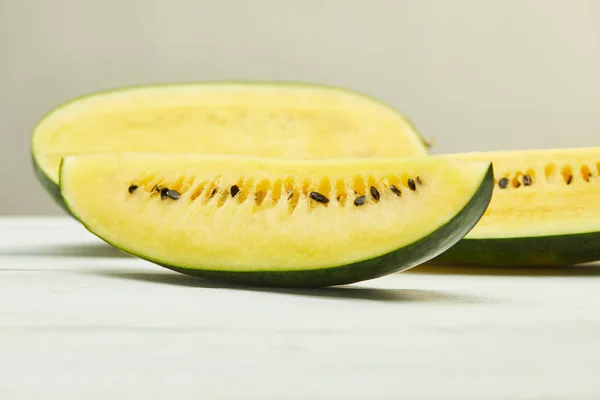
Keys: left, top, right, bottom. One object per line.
{"left": 32, "top": 83, "right": 427, "bottom": 184}
{"left": 446, "top": 147, "right": 600, "bottom": 239}
{"left": 60, "top": 154, "right": 490, "bottom": 272}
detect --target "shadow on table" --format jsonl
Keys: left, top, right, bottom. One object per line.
{"left": 8, "top": 243, "right": 600, "bottom": 277}
{"left": 1, "top": 243, "right": 129, "bottom": 258}
{"left": 85, "top": 269, "right": 484, "bottom": 304}
{"left": 408, "top": 263, "right": 600, "bottom": 277}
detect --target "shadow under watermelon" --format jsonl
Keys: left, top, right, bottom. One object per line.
{"left": 409, "top": 262, "right": 600, "bottom": 277}
{"left": 83, "top": 268, "right": 484, "bottom": 304}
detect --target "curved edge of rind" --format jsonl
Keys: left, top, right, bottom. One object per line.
{"left": 32, "top": 153, "right": 71, "bottom": 215}
{"left": 61, "top": 159, "right": 493, "bottom": 288}
{"left": 429, "top": 231, "right": 600, "bottom": 267}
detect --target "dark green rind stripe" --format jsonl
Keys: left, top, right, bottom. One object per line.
{"left": 430, "top": 231, "right": 600, "bottom": 267}
{"left": 31, "top": 154, "right": 71, "bottom": 214}
{"left": 61, "top": 162, "right": 493, "bottom": 288}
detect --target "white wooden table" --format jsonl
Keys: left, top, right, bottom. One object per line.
{"left": 1, "top": 217, "right": 599, "bottom": 399}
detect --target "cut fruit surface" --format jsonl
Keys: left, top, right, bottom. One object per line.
{"left": 433, "top": 147, "right": 600, "bottom": 266}
{"left": 31, "top": 82, "right": 428, "bottom": 211}
{"left": 60, "top": 153, "right": 492, "bottom": 287}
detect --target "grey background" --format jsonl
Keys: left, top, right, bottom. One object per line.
{"left": 3, "top": 0, "right": 599, "bottom": 215}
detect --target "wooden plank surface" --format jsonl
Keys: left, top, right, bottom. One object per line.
{"left": 1, "top": 217, "right": 599, "bottom": 399}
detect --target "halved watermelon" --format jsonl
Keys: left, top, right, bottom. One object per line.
{"left": 59, "top": 153, "right": 493, "bottom": 287}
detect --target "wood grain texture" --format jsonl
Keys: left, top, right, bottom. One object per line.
{"left": 1, "top": 217, "right": 600, "bottom": 399}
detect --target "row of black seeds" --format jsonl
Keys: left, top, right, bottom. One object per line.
{"left": 497, "top": 172, "right": 578, "bottom": 189}
{"left": 311, "top": 178, "right": 418, "bottom": 207}
{"left": 127, "top": 177, "right": 420, "bottom": 205}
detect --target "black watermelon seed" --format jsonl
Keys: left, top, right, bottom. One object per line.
{"left": 390, "top": 185, "right": 401, "bottom": 196}
{"left": 230, "top": 185, "right": 240, "bottom": 197}
{"left": 210, "top": 188, "right": 218, "bottom": 198}
{"left": 567, "top": 175, "right": 573, "bottom": 185}
{"left": 407, "top": 179, "right": 416, "bottom": 191}
{"left": 354, "top": 195, "right": 367, "bottom": 206}
{"left": 128, "top": 184, "right": 138, "bottom": 194}
{"left": 523, "top": 175, "right": 532, "bottom": 186}
{"left": 287, "top": 191, "right": 294, "bottom": 200}
{"left": 160, "top": 187, "right": 169, "bottom": 200}
{"left": 309, "top": 191, "right": 329, "bottom": 204}
{"left": 369, "top": 186, "right": 380, "bottom": 201}
{"left": 498, "top": 178, "right": 509, "bottom": 189}
{"left": 165, "top": 189, "right": 180, "bottom": 200}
